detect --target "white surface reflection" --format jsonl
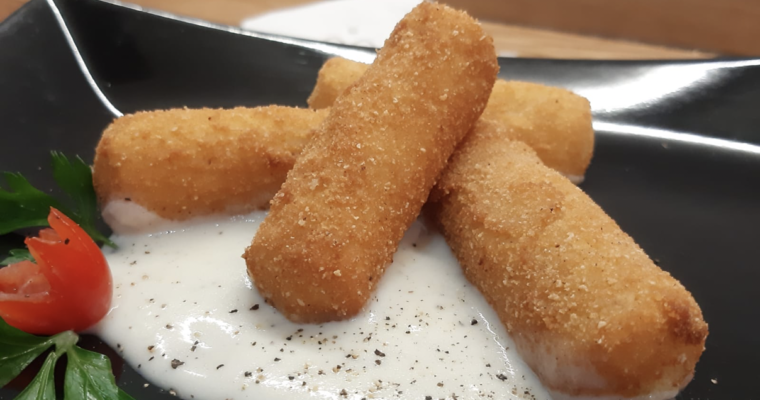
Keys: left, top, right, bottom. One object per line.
{"left": 573, "top": 60, "right": 760, "bottom": 115}
{"left": 595, "top": 121, "right": 760, "bottom": 155}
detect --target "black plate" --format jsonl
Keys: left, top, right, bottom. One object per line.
{"left": 1, "top": 0, "right": 759, "bottom": 398}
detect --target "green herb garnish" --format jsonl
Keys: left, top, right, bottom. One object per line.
{"left": 0, "top": 317, "right": 134, "bottom": 399}
{"left": 0, "top": 151, "right": 115, "bottom": 256}
{"left": 0, "top": 249, "right": 34, "bottom": 266}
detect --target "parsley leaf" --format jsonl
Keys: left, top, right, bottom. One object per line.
{"left": 0, "top": 317, "right": 134, "bottom": 399}
{"left": 13, "top": 352, "right": 58, "bottom": 400}
{"left": 64, "top": 346, "right": 120, "bottom": 399}
{"left": 50, "top": 152, "right": 115, "bottom": 248}
{"left": 0, "top": 172, "right": 63, "bottom": 235}
{"left": 0, "top": 248, "right": 34, "bottom": 266}
{"left": 0, "top": 318, "right": 57, "bottom": 387}
{"left": 0, "top": 152, "right": 115, "bottom": 251}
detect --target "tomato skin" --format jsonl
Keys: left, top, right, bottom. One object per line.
{"left": 0, "top": 208, "right": 113, "bottom": 335}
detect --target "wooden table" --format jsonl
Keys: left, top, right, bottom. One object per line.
{"left": 0, "top": 0, "right": 719, "bottom": 59}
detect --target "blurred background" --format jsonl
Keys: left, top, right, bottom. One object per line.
{"left": 0, "top": 0, "right": 756, "bottom": 59}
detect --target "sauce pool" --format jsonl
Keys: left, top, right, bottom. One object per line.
{"left": 94, "top": 211, "right": 549, "bottom": 400}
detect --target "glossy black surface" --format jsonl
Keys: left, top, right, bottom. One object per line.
{"left": 1, "top": 0, "right": 758, "bottom": 398}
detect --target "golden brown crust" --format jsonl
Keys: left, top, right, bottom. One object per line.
{"left": 307, "top": 57, "right": 368, "bottom": 109}
{"left": 429, "top": 121, "right": 707, "bottom": 397}
{"left": 93, "top": 106, "right": 328, "bottom": 220}
{"left": 481, "top": 80, "right": 594, "bottom": 180}
{"left": 244, "top": 2, "right": 498, "bottom": 323}
{"left": 308, "top": 58, "right": 593, "bottom": 178}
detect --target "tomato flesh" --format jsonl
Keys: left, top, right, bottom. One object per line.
{"left": 0, "top": 208, "right": 113, "bottom": 335}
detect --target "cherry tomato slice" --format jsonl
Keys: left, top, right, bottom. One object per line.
{"left": 0, "top": 208, "right": 112, "bottom": 335}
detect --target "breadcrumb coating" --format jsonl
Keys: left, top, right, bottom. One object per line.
{"left": 244, "top": 2, "right": 498, "bottom": 323}
{"left": 93, "top": 106, "right": 328, "bottom": 220}
{"left": 481, "top": 80, "right": 594, "bottom": 181}
{"left": 429, "top": 121, "right": 708, "bottom": 398}
{"left": 307, "top": 57, "right": 369, "bottom": 109}
{"left": 307, "top": 57, "right": 593, "bottom": 179}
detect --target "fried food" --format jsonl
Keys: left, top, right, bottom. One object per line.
{"left": 481, "top": 80, "right": 593, "bottom": 183}
{"left": 307, "top": 57, "right": 594, "bottom": 181}
{"left": 428, "top": 121, "right": 708, "bottom": 399}
{"left": 306, "top": 57, "right": 368, "bottom": 109}
{"left": 93, "top": 106, "right": 328, "bottom": 223}
{"left": 244, "top": 2, "right": 498, "bottom": 323}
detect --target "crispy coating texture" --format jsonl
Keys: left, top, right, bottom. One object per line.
{"left": 481, "top": 80, "right": 594, "bottom": 181}
{"left": 429, "top": 121, "right": 708, "bottom": 398}
{"left": 307, "top": 58, "right": 593, "bottom": 179}
{"left": 93, "top": 106, "right": 328, "bottom": 220}
{"left": 307, "top": 57, "right": 368, "bottom": 109}
{"left": 244, "top": 2, "right": 498, "bottom": 323}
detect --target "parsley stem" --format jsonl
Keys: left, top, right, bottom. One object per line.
{"left": 52, "top": 330, "right": 79, "bottom": 355}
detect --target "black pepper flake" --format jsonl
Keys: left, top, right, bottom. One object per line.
{"left": 250, "top": 304, "right": 260, "bottom": 311}
{"left": 244, "top": 371, "right": 252, "bottom": 377}
{"left": 288, "top": 376, "right": 294, "bottom": 380}
{"left": 286, "top": 336, "right": 292, "bottom": 341}
{"left": 274, "top": 358, "right": 281, "bottom": 362}
{"left": 437, "top": 382, "right": 444, "bottom": 387}
{"left": 229, "top": 309, "right": 238, "bottom": 313}
{"left": 171, "top": 359, "right": 184, "bottom": 369}
{"left": 216, "top": 364, "right": 224, "bottom": 370}
{"left": 471, "top": 319, "right": 478, "bottom": 325}
{"left": 496, "top": 374, "right": 508, "bottom": 381}
{"left": 147, "top": 345, "right": 154, "bottom": 351}
{"left": 64, "top": 238, "right": 70, "bottom": 245}
{"left": 339, "top": 389, "right": 348, "bottom": 397}
{"left": 124, "top": 197, "right": 132, "bottom": 201}
{"left": 385, "top": 317, "right": 390, "bottom": 320}
{"left": 375, "top": 360, "right": 382, "bottom": 365}
{"left": 165, "top": 324, "right": 173, "bottom": 329}
{"left": 486, "top": 363, "right": 491, "bottom": 367}
{"left": 374, "top": 349, "right": 385, "bottom": 357}
{"left": 425, "top": 397, "right": 432, "bottom": 400}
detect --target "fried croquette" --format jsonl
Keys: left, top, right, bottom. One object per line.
{"left": 428, "top": 121, "right": 707, "bottom": 398}
{"left": 244, "top": 2, "right": 498, "bottom": 323}
{"left": 93, "top": 106, "right": 328, "bottom": 225}
{"left": 481, "top": 80, "right": 593, "bottom": 183}
{"left": 306, "top": 57, "right": 369, "bottom": 109}
{"left": 307, "top": 57, "right": 594, "bottom": 180}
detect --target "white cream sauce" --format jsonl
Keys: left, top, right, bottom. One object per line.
{"left": 101, "top": 200, "right": 174, "bottom": 235}
{"left": 94, "top": 212, "right": 550, "bottom": 400}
